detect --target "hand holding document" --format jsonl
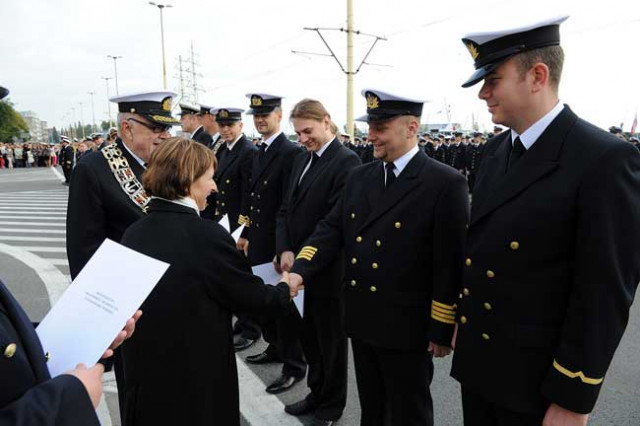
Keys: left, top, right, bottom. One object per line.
{"left": 36, "top": 239, "right": 169, "bottom": 377}
{"left": 252, "top": 262, "right": 304, "bottom": 317}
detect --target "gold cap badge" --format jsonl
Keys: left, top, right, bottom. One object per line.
{"left": 366, "top": 94, "right": 379, "bottom": 110}
{"left": 161, "top": 96, "right": 172, "bottom": 112}
{"left": 251, "top": 95, "right": 263, "bottom": 107}
{"left": 218, "top": 109, "right": 229, "bottom": 118}
{"left": 466, "top": 42, "right": 479, "bottom": 60}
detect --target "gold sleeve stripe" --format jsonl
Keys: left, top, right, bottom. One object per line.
{"left": 431, "top": 312, "right": 456, "bottom": 325}
{"left": 299, "top": 246, "right": 318, "bottom": 254}
{"left": 432, "top": 300, "right": 457, "bottom": 311}
{"left": 432, "top": 304, "right": 456, "bottom": 315}
{"left": 296, "top": 254, "right": 313, "bottom": 261}
{"left": 431, "top": 306, "right": 456, "bottom": 318}
{"left": 552, "top": 360, "right": 603, "bottom": 385}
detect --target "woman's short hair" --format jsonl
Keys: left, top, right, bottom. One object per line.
{"left": 143, "top": 137, "right": 215, "bottom": 200}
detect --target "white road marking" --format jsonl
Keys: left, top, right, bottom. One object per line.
{"left": 0, "top": 221, "right": 66, "bottom": 227}
{"left": 0, "top": 228, "right": 65, "bottom": 234}
{"left": 236, "top": 358, "right": 305, "bottom": 426}
{"left": 0, "top": 206, "right": 67, "bottom": 211}
{"left": 13, "top": 246, "right": 66, "bottom": 253}
{"left": 0, "top": 215, "right": 67, "bottom": 220}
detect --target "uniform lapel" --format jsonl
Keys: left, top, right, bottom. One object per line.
{"left": 251, "top": 133, "right": 286, "bottom": 190}
{"left": 216, "top": 142, "right": 239, "bottom": 178}
{"left": 470, "top": 106, "right": 576, "bottom": 226}
{"left": 117, "top": 139, "right": 145, "bottom": 181}
{"left": 293, "top": 139, "right": 340, "bottom": 208}
{"left": 358, "top": 150, "right": 426, "bottom": 233}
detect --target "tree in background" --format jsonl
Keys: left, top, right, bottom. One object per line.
{"left": 0, "top": 98, "right": 28, "bottom": 142}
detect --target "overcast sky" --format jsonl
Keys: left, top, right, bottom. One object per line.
{"left": 2, "top": 0, "right": 639, "bottom": 135}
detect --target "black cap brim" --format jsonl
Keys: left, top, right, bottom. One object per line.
{"left": 462, "top": 62, "right": 502, "bottom": 88}
{"left": 246, "top": 106, "right": 277, "bottom": 116}
{"left": 0, "top": 87, "right": 8, "bottom": 100}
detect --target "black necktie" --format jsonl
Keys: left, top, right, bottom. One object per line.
{"left": 258, "top": 143, "right": 267, "bottom": 161}
{"left": 299, "top": 153, "right": 319, "bottom": 185}
{"left": 507, "top": 136, "right": 526, "bottom": 171}
{"left": 385, "top": 162, "right": 396, "bottom": 188}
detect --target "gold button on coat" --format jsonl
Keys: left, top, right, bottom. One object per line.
{"left": 460, "top": 316, "right": 467, "bottom": 324}
{"left": 351, "top": 213, "right": 356, "bottom": 219}
{"left": 463, "top": 288, "right": 470, "bottom": 296}
{"left": 263, "top": 180, "right": 268, "bottom": 185}
{"left": 351, "top": 258, "right": 357, "bottom": 264}
{"left": 251, "top": 192, "right": 254, "bottom": 196}
{"left": 370, "top": 286, "right": 377, "bottom": 292}
{"left": 465, "top": 258, "right": 472, "bottom": 266}
{"left": 4, "top": 343, "right": 17, "bottom": 358}
{"left": 510, "top": 241, "right": 520, "bottom": 250}
{"left": 372, "top": 263, "right": 379, "bottom": 269}
{"left": 484, "top": 302, "right": 492, "bottom": 311}
{"left": 356, "top": 236, "right": 363, "bottom": 243}
{"left": 225, "top": 179, "right": 230, "bottom": 184}
{"left": 350, "top": 280, "right": 357, "bottom": 286}
{"left": 376, "top": 240, "right": 381, "bottom": 247}
{"left": 482, "top": 333, "right": 490, "bottom": 341}
{"left": 394, "top": 222, "right": 401, "bottom": 229}
{"left": 486, "top": 270, "right": 495, "bottom": 278}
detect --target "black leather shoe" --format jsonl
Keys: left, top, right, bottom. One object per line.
{"left": 284, "top": 398, "right": 316, "bottom": 416}
{"left": 310, "top": 416, "right": 334, "bottom": 426}
{"left": 245, "top": 350, "right": 279, "bottom": 364}
{"left": 233, "top": 335, "right": 255, "bottom": 352}
{"left": 265, "top": 374, "right": 302, "bottom": 394}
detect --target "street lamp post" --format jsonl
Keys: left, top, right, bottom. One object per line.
{"left": 88, "top": 91, "right": 96, "bottom": 132}
{"left": 107, "top": 55, "right": 123, "bottom": 95}
{"left": 101, "top": 76, "right": 113, "bottom": 127}
{"left": 149, "top": 2, "right": 172, "bottom": 89}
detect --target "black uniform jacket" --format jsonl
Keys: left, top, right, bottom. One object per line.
{"left": 291, "top": 150, "right": 469, "bottom": 350}
{"left": 243, "top": 132, "right": 303, "bottom": 265}
{"left": 451, "top": 106, "right": 640, "bottom": 414}
{"left": 191, "top": 126, "right": 213, "bottom": 147}
{"left": 120, "top": 199, "right": 291, "bottom": 426}
{"left": 60, "top": 145, "right": 74, "bottom": 169}
{"left": 66, "top": 139, "right": 146, "bottom": 278}
{"left": 276, "top": 139, "right": 361, "bottom": 298}
{"left": 214, "top": 135, "right": 256, "bottom": 230}
{"left": 0, "top": 281, "right": 98, "bottom": 425}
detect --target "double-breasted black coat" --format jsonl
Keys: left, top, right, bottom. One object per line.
{"left": 451, "top": 106, "right": 640, "bottom": 415}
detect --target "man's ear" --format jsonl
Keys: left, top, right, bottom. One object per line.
{"left": 531, "top": 62, "right": 550, "bottom": 93}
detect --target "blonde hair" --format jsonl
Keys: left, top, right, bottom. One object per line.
{"left": 290, "top": 98, "right": 339, "bottom": 131}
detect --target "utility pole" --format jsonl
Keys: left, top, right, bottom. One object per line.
{"left": 101, "top": 76, "right": 113, "bottom": 127}
{"left": 88, "top": 91, "right": 96, "bottom": 132}
{"left": 190, "top": 42, "right": 198, "bottom": 102}
{"left": 177, "top": 55, "right": 186, "bottom": 99}
{"left": 107, "top": 55, "right": 122, "bottom": 95}
{"left": 78, "top": 102, "right": 85, "bottom": 138}
{"left": 293, "top": 1, "right": 387, "bottom": 137}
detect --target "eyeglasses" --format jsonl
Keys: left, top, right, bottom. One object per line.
{"left": 127, "top": 118, "right": 171, "bottom": 134}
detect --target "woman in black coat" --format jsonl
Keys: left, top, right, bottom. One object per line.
{"left": 120, "top": 138, "right": 295, "bottom": 426}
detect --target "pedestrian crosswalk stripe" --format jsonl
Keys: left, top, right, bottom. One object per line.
{"left": 0, "top": 236, "right": 65, "bottom": 243}
{"left": 0, "top": 228, "right": 65, "bottom": 234}
{"left": 0, "top": 221, "right": 65, "bottom": 227}
{"left": 13, "top": 246, "right": 66, "bottom": 253}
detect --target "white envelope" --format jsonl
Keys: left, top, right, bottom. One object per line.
{"left": 36, "top": 239, "right": 169, "bottom": 377}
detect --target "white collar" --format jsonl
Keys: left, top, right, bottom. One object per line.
{"left": 315, "top": 137, "right": 335, "bottom": 157}
{"left": 511, "top": 101, "right": 564, "bottom": 150}
{"left": 383, "top": 145, "right": 420, "bottom": 177}
{"left": 151, "top": 196, "right": 200, "bottom": 216}
{"left": 226, "top": 134, "right": 243, "bottom": 151}
{"left": 262, "top": 131, "right": 282, "bottom": 151}
{"left": 121, "top": 140, "right": 146, "bottom": 168}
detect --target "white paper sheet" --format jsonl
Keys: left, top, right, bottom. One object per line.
{"left": 36, "top": 239, "right": 169, "bottom": 377}
{"left": 218, "top": 214, "right": 230, "bottom": 233}
{"left": 231, "top": 224, "right": 245, "bottom": 244}
{"left": 251, "top": 262, "right": 304, "bottom": 317}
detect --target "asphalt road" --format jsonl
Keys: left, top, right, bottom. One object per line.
{"left": 0, "top": 166, "right": 638, "bottom": 425}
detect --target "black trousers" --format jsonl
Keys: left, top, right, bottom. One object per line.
{"left": 62, "top": 166, "right": 73, "bottom": 183}
{"left": 234, "top": 314, "right": 261, "bottom": 340}
{"left": 262, "top": 302, "right": 307, "bottom": 378}
{"left": 461, "top": 386, "right": 547, "bottom": 426}
{"left": 300, "top": 294, "right": 348, "bottom": 421}
{"left": 351, "top": 338, "right": 434, "bottom": 426}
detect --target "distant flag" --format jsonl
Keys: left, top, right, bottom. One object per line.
{"left": 631, "top": 111, "right": 638, "bottom": 134}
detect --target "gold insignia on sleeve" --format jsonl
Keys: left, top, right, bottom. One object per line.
{"left": 238, "top": 215, "right": 251, "bottom": 227}
{"left": 296, "top": 246, "right": 318, "bottom": 261}
{"left": 430, "top": 300, "right": 457, "bottom": 325}
{"left": 466, "top": 42, "right": 479, "bottom": 60}
{"left": 552, "top": 360, "right": 604, "bottom": 385}
{"left": 366, "top": 94, "right": 380, "bottom": 110}
{"left": 162, "top": 96, "right": 172, "bottom": 112}
{"left": 251, "top": 95, "right": 263, "bottom": 106}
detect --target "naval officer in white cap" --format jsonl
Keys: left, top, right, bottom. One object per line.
{"left": 451, "top": 16, "right": 640, "bottom": 426}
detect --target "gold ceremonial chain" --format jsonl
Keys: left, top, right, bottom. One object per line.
{"left": 101, "top": 144, "right": 150, "bottom": 213}
{"left": 212, "top": 138, "right": 225, "bottom": 156}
